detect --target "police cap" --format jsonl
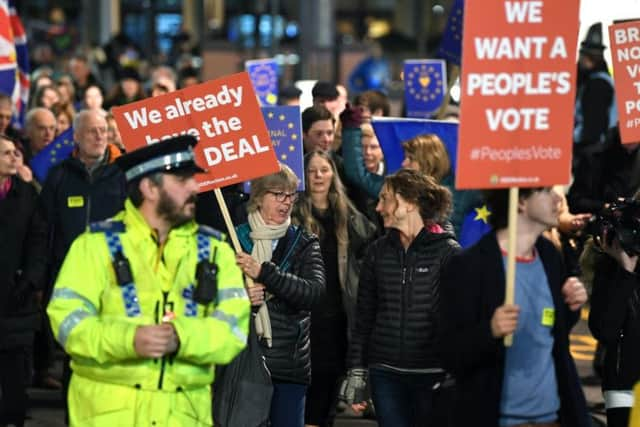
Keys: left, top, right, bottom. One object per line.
{"left": 116, "top": 135, "right": 206, "bottom": 181}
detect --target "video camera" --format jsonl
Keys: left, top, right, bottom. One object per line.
{"left": 585, "top": 197, "right": 640, "bottom": 256}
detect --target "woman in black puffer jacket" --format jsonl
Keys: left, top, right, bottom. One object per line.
{"left": 235, "top": 164, "right": 325, "bottom": 427}
{"left": 342, "top": 169, "right": 460, "bottom": 427}
{"left": 0, "top": 136, "right": 48, "bottom": 426}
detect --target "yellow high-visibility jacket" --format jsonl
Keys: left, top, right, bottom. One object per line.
{"left": 631, "top": 382, "right": 640, "bottom": 426}
{"left": 47, "top": 199, "right": 250, "bottom": 426}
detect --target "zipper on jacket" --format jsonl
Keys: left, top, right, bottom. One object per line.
{"left": 84, "top": 171, "right": 93, "bottom": 230}
{"left": 616, "top": 329, "right": 624, "bottom": 376}
{"left": 157, "top": 291, "right": 169, "bottom": 390}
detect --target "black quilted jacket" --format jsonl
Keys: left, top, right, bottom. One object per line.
{"left": 347, "top": 227, "right": 459, "bottom": 370}
{"left": 239, "top": 224, "right": 326, "bottom": 384}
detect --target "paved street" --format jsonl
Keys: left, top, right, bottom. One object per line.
{"left": 22, "top": 308, "right": 605, "bottom": 426}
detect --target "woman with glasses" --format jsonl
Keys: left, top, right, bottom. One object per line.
{"left": 235, "top": 164, "right": 325, "bottom": 427}
{"left": 293, "top": 151, "right": 376, "bottom": 427}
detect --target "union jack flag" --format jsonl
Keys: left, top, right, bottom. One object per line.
{"left": 0, "top": 0, "right": 29, "bottom": 129}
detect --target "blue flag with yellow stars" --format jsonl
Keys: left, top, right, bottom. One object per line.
{"left": 371, "top": 117, "right": 458, "bottom": 175}
{"left": 243, "top": 106, "right": 304, "bottom": 193}
{"left": 245, "top": 58, "right": 279, "bottom": 106}
{"left": 403, "top": 59, "right": 447, "bottom": 119}
{"left": 437, "top": 0, "right": 464, "bottom": 66}
{"left": 459, "top": 204, "right": 493, "bottom": 248}
{"left": 30, "top": 127, "right": 74, "bottom": 183}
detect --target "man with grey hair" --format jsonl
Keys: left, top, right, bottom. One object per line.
{"left": 24, "top": 107, "right": 57, "bottom": 162}
{"left": 37, "top": 109, "right": 126, "bottom": 398}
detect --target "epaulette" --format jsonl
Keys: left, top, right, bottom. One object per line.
{"left": 197, "top": 224, "right": 224, "bottom": 241}
{"left": 89, "top": 220, "right": 126, "bottom": 233}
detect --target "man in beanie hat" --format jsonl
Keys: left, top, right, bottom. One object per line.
{"left": 573, "top": 23, "right": 617, "bottom": 162}
{"left": 47, "top": 135, "right": 250, "bottom": 426}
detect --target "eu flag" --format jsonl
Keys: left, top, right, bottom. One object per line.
{"left": 30, "top": 128, "right": 74, "bottom": 183}
{"left": 245, "top": 58, "right": 279, "bottom": 106}
{"left": 243, "top": 106, "right": 304, "bottom": 193}
{"left": 437, "top": 0, "right": 464, "bottom": 66}
{"left": 458, "top": 204, "right": 492, "bottom": 248}
{"left": 404, "top": 59, "right": 447, "bottom": 118}
{"left": 371, "top": 117, "right": 458, "bottom": 174}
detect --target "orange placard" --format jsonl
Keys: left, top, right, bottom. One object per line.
{"left": 112, "top": 72, "right": 279, "bottom": 192}
{"left": 456, "top": 0, "right": 579, "bottom": 189}
{"left": 609, "top": 20, "right": 640, "bottom": 144}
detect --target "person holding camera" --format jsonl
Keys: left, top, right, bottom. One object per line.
{"left": 589, "top": 219, "right": 640, "bottom": 427}
{"left": 46, "top": 136, "right": 251, "bottom": 426}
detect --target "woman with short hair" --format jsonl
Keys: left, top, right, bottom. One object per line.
{"left": 235, "top": 164, "right": 325, "bottom": 427}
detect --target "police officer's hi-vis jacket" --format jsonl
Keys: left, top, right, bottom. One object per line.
{"left": 47, "top": 199, "right": 250, "bottom": 426}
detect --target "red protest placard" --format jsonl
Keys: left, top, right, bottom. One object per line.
{"left": 610, "top": 21, "right": 640, "bottom": 144}
{"left": 456, "top": 0, "right": 579, "bottom": 189}
{"left": 112, "top": 72, "right": 279, "bottom": 192}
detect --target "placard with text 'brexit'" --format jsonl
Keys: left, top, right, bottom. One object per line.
{"left": 609, "top": 20, "right": 640, "bottom": 144}
{"left": 456, "top": 0, "right": 579, "bottom": 189}
{"left": 112, "top": 72, "right": 279, "bottom": 192}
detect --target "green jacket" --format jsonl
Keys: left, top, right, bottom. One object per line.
{"left": 47, "top": 199, "right": 250, "bottom": 426}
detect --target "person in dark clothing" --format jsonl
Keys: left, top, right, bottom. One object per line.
{"left": 440, "top": 188, "right": 590, "bottom": 427}
{"left": 0, "top": 135, "right": 48, "bottom": 426}
{"left": 293, "top": 151, "right": 376, "bottom": 427}
{"left": 38, "top": 109, "right": 126, "bottom": 403}
{"left": 573, "top": 23, "right": 616, "bottom": 172}
{"left": 589, "top": 210, "right": 640, "bottom": 427}
{"left": 195, "top": 183, "right": 248, "bottom": 234}
{"left": 235, "top": 164, "right": 325, "bottom": 427}
{"left": 340, "top": 169, "right": 459, "bottom": 427}
{"left": 68, "top": 54, "right": 103, "bottom": 105}
{"left": 568, "top": 125, "right": 640, "bottom": 215}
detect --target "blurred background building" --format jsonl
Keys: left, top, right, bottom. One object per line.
{"left": 13, "top": 0, "right": 454, "bottom": 94}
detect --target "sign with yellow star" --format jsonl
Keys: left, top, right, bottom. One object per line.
{"left": 245, "top": 58, "right": 279, "bottom": 106}
{"left": 404, "top": 59, "right": 447, "bottom": 118}
{"left": 30, "top": 127, "right": 75, "bottom": 183}
{"left": 243, "top": 106, "right": 304, "bottom": 193}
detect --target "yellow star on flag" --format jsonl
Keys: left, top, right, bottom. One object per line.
{"left": 474, "top": 205, "right": 491, "bottom": 224}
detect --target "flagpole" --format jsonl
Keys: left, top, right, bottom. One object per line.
{"left": 435, "top": 64, "right": 460, "bottom": 120}
{"left": 213, "top": 188, "right": 254, "bottom": 288}
{"left": 504, "top": 187, "right": 518, "bottom": 347}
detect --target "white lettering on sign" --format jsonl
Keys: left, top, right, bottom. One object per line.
{"left": 203, "top": 135, "right": 270, "bottom": 166}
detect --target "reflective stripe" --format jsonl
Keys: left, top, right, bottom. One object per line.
{"left": 604, "top": 390, "right": 634, "bottom": 409}
{"left": 211, "top": 310, "right": 247, "bottom": 342}
{"left": 104, "top": 231, "right": 141, "bottom": 317}
{"left": 182, "top": 284, "right": 198, "bottom": 317}
{"left": 196, "top": 233, "right": 210, "bottom": 262}
{"left": 51, "top": 288, "right": 98, "bottom": 315}
{"left": 125, "top": 150, "right": 196, "bottom": 181}
{"left": 217, "top": 287, "right": 247, "bottom": 302}
{"left": 58, "top": 309, "right": 92, "bottom": 347}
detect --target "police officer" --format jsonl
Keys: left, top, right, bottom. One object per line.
{"left": 47, "top": 135, "right": 250, "bottom": 426}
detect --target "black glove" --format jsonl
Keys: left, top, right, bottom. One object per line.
{"left": 339, "top": 103, "right": 364, "bottom": 129}
{"left": 338, "top": 368, "right": 369, "bottom": 404}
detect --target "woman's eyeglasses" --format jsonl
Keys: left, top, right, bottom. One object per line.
{"left": 267, "top": 190, "right": 298, "bottom": 202}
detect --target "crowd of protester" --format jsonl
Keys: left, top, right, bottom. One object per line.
{"left": 1, "top": 19, "right": 640, "bottom": 427}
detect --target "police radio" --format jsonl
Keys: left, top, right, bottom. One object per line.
{"left": 193, "top": 247, "right": 218, "bottom": 305}
{"left": 113, "top": 251, "right": 134, "bottom": 286}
